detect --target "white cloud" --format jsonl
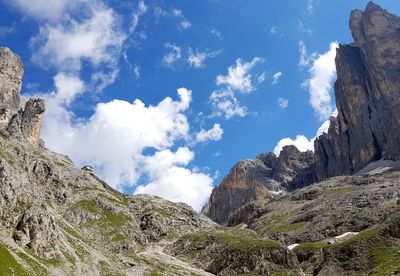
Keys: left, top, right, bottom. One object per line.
{"left": 297, "top": 21, "right": 313, "bottom": 36}
{"left": 135, "top": 166, "right": 213, "bottom": 211}
{"left": 31, "top": 6, "right": 126, "bottom": 73}
{"left": 187, "top": 48, "right": 221, "bottom": 69}
{"left": 307, "top": 0, "right": 315, "bottom": 14}
{"left": 216, "top": 57, "right": 264, "bottom": 94}
{"left": 302, "top": 42, "right": 338, "bottom": 120}
{"left": 277, "top": 97, "right": 288, "bottom": 109}
{"left": 273, "top": 109, "right": 338, "bottom": 156}
{"left": 270, "top": 26, "right": 279, "bottom": 35}
{"left": 210, "top": 27, "right": 222, "bottom": 39}
{"left": 209, "top": 88, "right": 247, "bottom": 119}
{"left": 180, "top": 20, "right": 191, "bottom": 29}
{"left": 52, "top": 73, "right": 85, "bottom": 105}
{"left": 162, "top": 43, "right": 182, "bottom": 68}
{"left": 195, "top": 123, "right": 223, "bottom": 143}
{"left": 272, "top": 71, "right": 282, "bottom": 85}
{"left": 133, "top": 64, "right": 140, "bottom": 79}
{"left": 0, "top": 26, "right": 16, "bottom": 36}
{"left": 257, "top": 72, "right": 266, "bottom": 84}
{"left": 171, "top": 8, "right": 191, "bottom": 30}
{"left": 40, "top": 83, "right": 213, "bottom": 210}
{"left": 129, "top": 0, "right": 148, "bottom": 33}
{"left": 12, "top": 0, "right": 82, "bottom": 21}
{"left": 273, "top": 135, "right": 314, "bottom": 155}
{"left": 299, "top": 40, "right": 312, "bottom": 67}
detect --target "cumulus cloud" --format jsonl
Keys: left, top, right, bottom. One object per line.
{"left": 135, "top": 166, "right": 213, "bottom": 211}
{"left": 273, "top": 135, "right": 314, "bottom": 155}
{"left": 209, "top": 88, "right": 247, "bottom": 119}
{"left": 31, "top": 6, "right": 126, "bottom": 72}
{"left": 187, "top": 48, "right": 221, "bottom": 69}
{"left": 302, "top": 42, "right": 338, "bottom": 120}
{"left": 273, "top": 109, "right": 338, "bottom": 155}
{"left": 195, "top": 123, "right": 223, "bottom": 143}
{"left": 272, "top": 71, "right": 282, "bottom": 85}
{"left": 216, "top": 57, "right": 264, "bottom": 93}
{"left": 162, "top": 43, "right": 182, "bottom": 68}
{"left": 209, "top": 57, "right": 264, "bottom": 119}
{"left": 39, "top": 83, "right": 213, "bottom": 210}
{"left": 277, "top": 97, "right": 289, "bottom": 109}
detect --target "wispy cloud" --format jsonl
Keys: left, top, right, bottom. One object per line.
{"left": 187, "top": 48, "right": 221, "bottom": 69}
{"left": 162, "top": 43, "right": 182, "bottom": 68}
{"left": 277, "top": 97, "right": 288, "bottom": 109}
{"left": 272, "top": 71, "right": 282, "bottom": 85}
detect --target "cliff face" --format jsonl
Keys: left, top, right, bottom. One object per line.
{"left": 314, "top": 2, "right": 400, "bottom": 180}
{"left": 205, "top": 146, "right": 315, "bottom": 224}
{"left": 206, "top": 2, "right": 400, "bottom": 224}
{"left": 0, "top": 48, "right": 45, "bottom": 146}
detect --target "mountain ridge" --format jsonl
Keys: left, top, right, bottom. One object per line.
{"left": 204, "top": 1, "right": 400, "bottom": 225}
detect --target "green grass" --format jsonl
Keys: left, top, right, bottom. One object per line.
{"left": 183, "top": 228, "right": 282, "bottom": 253}
{"left": 16, "top": 251, "right": 48, "bottom": 276}
{"left": 0, "top": 244, "right": 30, "bottom": 276}
{"left": 369, "top": 243, "right": 400, "bottom": 275}
{"left": 335, "top": 228, "right": 378, "bottom": 247}
{"left": 293, "top": 241, "right": 329, "bottom": 254}
{"left": 0, "top": 148, "right": 16, "bottom": 165}
{"left": 70, "top": 200, "right": 131, "bottom": 241}
{"left": 111, "top": 233, "right": 127, "bottom": 242}
{"left": 326, "top": 186, "right": 355, "bottom": 195}
{"left": 272, "top": 221, "right": 308, "bottom": 233}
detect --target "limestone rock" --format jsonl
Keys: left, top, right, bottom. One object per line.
{"left": 205, "top": 145, "right": 315, "bottom": 224}
{"left": 0, "top": 48, "right": 22, "bottom": 115}
{"left": 314, "top": 2, "right": 400, "bottom": 180}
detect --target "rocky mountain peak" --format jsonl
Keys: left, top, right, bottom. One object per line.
{"left": 314, "top": 1, "right": 400, "bottom": 180}
{"left": 204, "top": 145, "right": 315, "bottom": 224}
{"left": 0, "top": 47, "right": 45, "bottom": 146}
{"left": 206, "top": 2, "right": 400, "bottom": 224}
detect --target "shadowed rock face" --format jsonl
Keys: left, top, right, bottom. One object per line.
{"left": 0, "top": 47, "right": 45, "bottom": 146}
{"left": 314, "top": 2, "right": 400, "bottom": 180}
{"left": 205, "top": 146, "right": 315, "bottom": 224}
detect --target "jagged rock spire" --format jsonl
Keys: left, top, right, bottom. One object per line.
{"left": 0, "top": 47, "right": 45, "bottom": 146}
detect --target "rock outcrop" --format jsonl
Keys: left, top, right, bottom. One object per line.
{"left": 205, "top": 146, "right": 315, "bottom": 224}
{"left": 206, "top": 2, "right": 400, "bottom": 225}
{"left": 0, "top": 47, "right": 45, "bottom": 146}
{"left": 314, "top": 2, "right": 400, "bottom": 180}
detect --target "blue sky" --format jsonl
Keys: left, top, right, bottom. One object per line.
{"left": 0, "top": 0, "right": 399, "bottom": 211}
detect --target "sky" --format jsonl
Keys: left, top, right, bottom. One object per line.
{"left": 0, "top": 0, "right": 399, "bottom": 211}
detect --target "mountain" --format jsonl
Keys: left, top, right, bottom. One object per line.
{"left": 204, "top": 146, "right": 315, "bottom": 224}
{"left": 0, "top": 48, "right": 218, "bottom": 275}
{"left": 1, "top": 2, "right": 400, "bottom": 276}
{"left": 204, "top": 1, "right": 400, "bottom": 225}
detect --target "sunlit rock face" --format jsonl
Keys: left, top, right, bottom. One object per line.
{"left": 205, "top": 145, "right": 315, "bottom": 224}
{"left": 0, "top": 47, "right": 45, "bottom": 146}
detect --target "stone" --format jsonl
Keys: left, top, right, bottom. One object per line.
{"left": 205, "top": 145, "right": 315, "bottom": 224}
{"left": 314, "top": 2, "right": 400, "bottom": 180}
